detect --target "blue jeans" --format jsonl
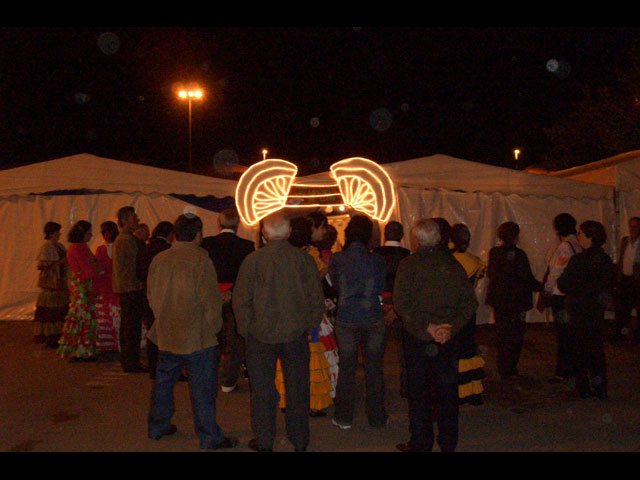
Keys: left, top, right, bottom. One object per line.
{"left": 334, "top": 320, "right": 387, "bottom": 426}
{"left": 148, "top": 346, "right": 224, "bottom": 449}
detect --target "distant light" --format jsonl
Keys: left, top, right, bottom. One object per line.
{"left": 338, "top": 205, "right": 346, "bottom": 211}
{"left": 514, "top": 149, "right": 520, "bottom": 160}
{"left": 262, "top": 149, "right": 268, "bottom": 160}
{"left": 179, "top": 90, "right": 187, "bottom": 99}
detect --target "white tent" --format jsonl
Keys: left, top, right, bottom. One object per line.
{"left": 0, "top": 153, "right": 251, "bottom": 320}
{"left": 546, "top": 150, "right": 640, "bottom": 257}
{"left": 299, "top": 154, "right": 616, "bottom": 324}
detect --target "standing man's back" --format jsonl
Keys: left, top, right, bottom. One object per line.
{"left": 146, "top": 213, "right": 236, "bottom": 450}
{"left": 233, "top": 211, "right": 325, "bottom": 452}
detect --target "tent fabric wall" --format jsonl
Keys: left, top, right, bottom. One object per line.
{"left": 392, "top": 186, "right": 616, "bottom": 324}
{"left": 0, "top": 154, "right": 255, "bottom": 321}
{"left": 547, "top": 150, "right": 640, "bottom": 258}
{"left": 0, "top": 191, "right": 258, "bottom": 320}
{"left": 300, "top": 154, "right": 616, "bottom": 324}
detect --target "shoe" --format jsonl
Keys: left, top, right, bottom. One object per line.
{"left": 149, "top": 424, "right": 177, "bottom": 440}
{"left": 547, "top": 376, "right": 564, "bottom": 384}
{"left": 309, "top": 409, "right": 326, "bottom": 417}
{"left": 124, "top": 364, "right": 149, "bottom": 373}
{"left": 331, "top": 417, "right": 352, "bottom": 430}
{"left": 221, "top": 384, "right": 237, "bottom": 393}
{"left": 206, "top": 436, "right": 238, "bottom": 450}
{"left": 396, "top": 442, "right": 427, "bottom": 452}
{"left": 248, "top": 438, "right": 272, "bottom": 452}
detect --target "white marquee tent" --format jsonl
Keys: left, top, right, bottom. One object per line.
{"left": 0, "top": 153, "right": 248, "bottom": 320}
{"left": 546, "top": 150, "right": 640, "bottom": 257}
{"left": 299, "top": 154, "right": 616, "bottom": 324}
{"left": 0, "top": 152, "right": 618, "bottom": 324}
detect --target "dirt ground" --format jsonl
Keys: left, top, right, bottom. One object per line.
{"left": 2, "top": 319, "right": 640, "bottom": 453}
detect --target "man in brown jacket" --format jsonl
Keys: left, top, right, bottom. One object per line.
{"left": 146, "top": 214, "right": 236, "bottom": 450}
{"left": 393, "top": 218, "right": 478, "bottom": 452}
{"left": 233, "top": 211, "right": 325, "bottom": 452}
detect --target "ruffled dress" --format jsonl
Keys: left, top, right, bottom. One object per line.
{"left": 57, "top": 243, "right": 101, "bottom": 360}
{"left": 33, "top": 241, "right": 69, "bottom": 346}
{"left": 275, "top": 245, "right": 336, "bottom": 410}
{"left": 94, "top": 244, "right": 120, "bottom": 352}
{"left": 453, "top": 249, "right": 487, "bottom": 405}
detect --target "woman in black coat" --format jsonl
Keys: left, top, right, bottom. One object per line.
{"left": 485, "top": 222, "right": 542, "bottom": 380}
{"left": 557, "top": 221, "right": 614, "bottom": 399}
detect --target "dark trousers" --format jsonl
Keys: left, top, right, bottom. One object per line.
{"left": 567, "top": 318, "right": 607, "bottom": 396}
{"left": 551, "top": 295, "right": 573, "bottom": 378}
{"left": 245, "top": 333, "right": 310, "bottom": 451}
{"left": 148, "top": 346, "right": 224, "bottom": 449}
{"left": 218, "top": 301, "right": 245, "bottom": 388}
{"left": 615, "top": 275, "right": 640, "bottom": 340}
{"left": 493, "top": 309, "right": 527, "bottom": 378}
{"left": 119, "top": 290, "right": 144, "bottom": 371}
{"left": 334, "top": 320, "right": 388, "bottom": 427}
{"left": 403, "top": 329, "right": 459, "bottom": 452}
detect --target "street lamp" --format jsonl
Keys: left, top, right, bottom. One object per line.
{"left": 262, "top": 149, "right": 268, "bottom": 160}
{"left": 178, "top": 88, "right": 203, "bottom": 172}
{"left": 513, "top": 149, "right": 520, "bottom": 161}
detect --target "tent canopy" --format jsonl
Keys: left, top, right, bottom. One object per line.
{"left": 298, "top": 154, "right": 613, "bottom": 200}
{"left": 0, "top": 153, "right": 238, "bottom": 198}
{"left": 548, "top": 149, "right": 640, "bottom": 192}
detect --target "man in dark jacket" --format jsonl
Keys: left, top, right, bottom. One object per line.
{"left": 233, "top": 211, "right": 325, "bottom": 452}
{"left": 201, "top": 208, "right": 255, "bottom": 393}
{"left": 614, "top": 217, "right": 640, "bottom": 343}
{"left": 393, "top": 218, "right": 478, "bottom": 452}
{"left": 137, "top": 221, "right": 174, "bottom": 380}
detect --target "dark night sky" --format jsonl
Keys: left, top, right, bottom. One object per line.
{"left": 2, "top": 25, "right": 639, "bottom": 176}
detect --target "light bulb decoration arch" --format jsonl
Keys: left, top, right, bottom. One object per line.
{"left": 235, "top": 157, "right": 396, "bottom": 226}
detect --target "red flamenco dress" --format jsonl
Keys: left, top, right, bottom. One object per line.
{"left": 57, "top": 243, "right": 101, "bottom": 361}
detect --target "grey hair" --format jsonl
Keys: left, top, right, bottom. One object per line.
{"left": 412, "top": 219, "right": 441, "bottom": 248}
{"left": 262, "top": 211, "right": 290, "bottom": 241}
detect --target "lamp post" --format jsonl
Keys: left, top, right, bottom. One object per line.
{"left": 262, "top": 149, "right": 268, "bottom": 160}
{"left": 178, "top": 88, "right": 203, "bottom": 173}
{"left": 513, "top": 149, "right": 520, "bottom": 161}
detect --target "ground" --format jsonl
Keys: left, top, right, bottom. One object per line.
{"left": 2, "top": 320, "right": 640, "bottom": 453}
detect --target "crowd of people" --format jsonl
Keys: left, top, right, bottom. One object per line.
{"left": 33, "top": 205, "right": 636, "bottom": 451}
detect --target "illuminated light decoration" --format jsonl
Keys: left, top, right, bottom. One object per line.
{"left": 330, "top": 157, "right": 396, "bottom": 223}
{"left": 235, "top": 157, "right": 395, "bottom": 225}
{"left": 235, "top": 159, "right": 298, "bottom": 226}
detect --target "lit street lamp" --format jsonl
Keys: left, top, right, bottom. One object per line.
{"left": 513, "top": 149, "right": 520, "bottom": 161}
{"left": 178, "top": 88, "right": 203, "bottom": 173}
{"left": 262, "top": 149, "right": 268, "bottom": 160}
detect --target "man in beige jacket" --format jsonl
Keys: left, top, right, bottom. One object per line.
{"left": 146, "top": 213, "right": 236, "bottom": 450}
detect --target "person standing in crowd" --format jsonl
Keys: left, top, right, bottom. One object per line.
{"left": 450, "top": 223, "right": 486, "bottom": 406}
{"left": 94, "top": 221, "right": 120, "bottom": 356}
{"left": 134, "top": 223, "right": 150, "bottom": 245}
{"left": 233, "top": 211, "right": 325, "bottom": 452}
{"left": 558, "top": 221, "right": 614, "bottom": 400}
{"left": 33, "top": 222, "right": 69, "bottom": 348}
{"left": 540, "top": 213, "right": 581, "bottom": 384}
{"left": 57, "top": 220, "right": 103, "bottom": 361}
{"left": 372, "top": 220, "right": 411, "bottom": 398}
{"left": 137, "top": 221, "right": 174, "bottom": 380}
{"left": 485, "top": 221, "right": 542, "bottom": 381}
{"left": 393, "top": 218, "right": 478, "bottom": 452}
{"left": 146, "top": 214, "right": 237, "bottom": 450}
{"left": 200, "top": 208, "right": 255, "bottom": 393}
{"left": 329, "top": 214, "right": 388, "bottom": 430}
{"left": 112, "top": 206, "right": 147, "bottom": 373}
{"left": 614, "top": 216, "right": 640, "bottom": 343}
{"left": 276, "top": 215, "right": 334, "bottom": 417}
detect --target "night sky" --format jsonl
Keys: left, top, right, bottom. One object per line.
{"left": 2, "top": 26, "right": 639, "bottom": 177}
